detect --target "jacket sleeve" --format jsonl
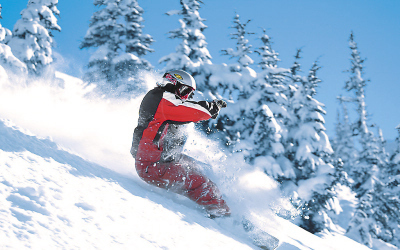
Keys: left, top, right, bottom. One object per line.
{"left": 159, "top": 95, "right": 221, "bottom": 123}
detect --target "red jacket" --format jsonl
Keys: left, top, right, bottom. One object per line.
{"left": 131, "top": 87, "right": 220, "bottom": 162}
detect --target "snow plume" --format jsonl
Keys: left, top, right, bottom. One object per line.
{"left": 183, "top": 124, "right": 299, "bottom": 225}
{"left": 0, "top": 70, "right": 157, "bottom": 176}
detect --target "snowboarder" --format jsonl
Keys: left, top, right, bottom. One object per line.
{"left": 131, "top": 70, "right": 230, "bottom": 217}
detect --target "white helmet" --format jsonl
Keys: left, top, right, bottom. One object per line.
{"left": 160, "top": 70, "right": 196, "bottom": 101}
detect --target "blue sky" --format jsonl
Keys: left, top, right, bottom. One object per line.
{"left": 1, "top": 0, "right": 400, "bottom": 140}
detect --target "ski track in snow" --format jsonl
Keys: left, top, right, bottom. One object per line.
{"left": 0, "top": 72, "right": 379, "bottom": 249}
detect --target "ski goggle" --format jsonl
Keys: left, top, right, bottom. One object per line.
{"left": 175, "top": 82, "right": 195, "bottom": 101}
{"left": 163, "top": 73, "right": 195, "bottom": 100}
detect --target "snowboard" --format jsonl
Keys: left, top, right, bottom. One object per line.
{"left": 211, "top": 215, "right": 280, "bottom": 250}
{"left": 242, "top": 218, "right": 280, "bottom": 250}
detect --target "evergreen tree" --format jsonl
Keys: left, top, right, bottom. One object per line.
{"left": 236, "top": 29, "right": 291, "bottom": 177}
{"left": 332, "top": 97, "right": 358, "bottom": 173}
{"left": 81, "top": 0, "right": 153, "bottom": 95}
{"left": 282, "top": 48, "right": 302, "bottom": 158}
{"left": 300, "top": 181, "right": 342, "bottom": 234}
{"left": 81, "top": 0, "right": 123, "bottom": 85}
{"left": 7, "top": 0, "right": 61, "bottom": 76}
{"left": 375, "top": 125, "right": 400, "bottom": 247}
{"left": 81, "top": 0, "right": 121, "bottom": 85}
{"left": 287, "top": 48, "right": 303, "bottom": 96}
{"left": 210, "top": 14, "right": 256, "bottom": 145}
{"left": 389, "top": 125, "right": 400, "bottom": 176}
{"left": 283, "top": 56, "right": 334, "bottom": 179}
{"left": 115, "top": 0, "right": 154, "bottom": 92}
{"left": 275, "top": 49, "right": 303, "bottom": 187}
{"left": 376, "top": 126, "right": 389, "bottom": 168}
{"left": 290, "top": 48, "right": 302, "bottom": 80}
{"left": 220, "top": 13, "right": 257, "bottom": 96}
{"left": 341, "top": 32, "right": 386, "bottom": 194}
{"left": 341, "top": 32, "right": 391, "bottom": 248}
{"left": 346, "top": 192, "right": 376, "bottom": 248}
{"left": 255, "top": 29, "right": 291, "bottom": 127}
{"left": 281, "top": 59, "right": 339, "bottom": 233}
{"left": 0, "top": 4, "right": 27, "bottom": 74}
{"left": 247, "top": 104, "right": 283, "bottom": 162}
{"left": 346, "top": 176, "right": 399, "bottom": 248}
{"left": 221, "top": 14, "right": 254, "bottom": 72}
{"left": 0, "top": 4, "right": 11, "bottom": 44}
{"left": 159, "top": 0, "right": 211, "bottom": 76}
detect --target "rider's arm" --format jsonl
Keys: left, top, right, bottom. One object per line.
{"left": 158, "top": 92, "right": 221, "bottom": 123}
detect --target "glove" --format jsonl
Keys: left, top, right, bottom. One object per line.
{"left": 214, "top": 99, "right": 227, "bottom": 109}
{"left": 210, "top": 99, "right": 227, "bottom": 119}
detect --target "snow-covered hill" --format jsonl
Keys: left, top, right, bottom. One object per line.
{"left": 0, "top": 72, "right": 377, "bottom": 249}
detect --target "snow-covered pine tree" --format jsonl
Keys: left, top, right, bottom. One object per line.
{"left": 80, "top": 0, "right": 122, "bottom": 86}
{"left": 220, "top": 13, "right": 256, "bottom": 95}
{"left": 376, "top": 126, "right": 389, "bottom": 167}
{"left": 332, "top": 97, "right": 358, "bottom": 173}
{"left": 272, "top": 49, "right": 302, "bottom": 189}
{"left": 346, "top": 172, "right": 400, "bottom": 248}
{"left": 0, "top": 4, "right": 11, "bottom": 44}
{"left": 209, "top": 13, "right": 256, "bottom": 145}
{"left": 369, "top": 125, "right": 400, "bottom": 248}
{"left": 279, "top": 49, "right": 305, "bottom": 177}
{"left": 346, "top": 192, "right": 376, "bottom": 248}
{"left": 294, "top": 73, "right": 336, "bottom": 233}
{"left": 300, "top": 181, "right": 342, "bottom": 234}
{"left": 7, "top": 0, "right": 60, "bottom": 76}
{"left": 255, "top": 29, "right": 291, "bottom": 129}
{"left": 341, "top": 34, "right": 377, "bottom": 246}
{"left": 342, "top": 32, "right": 392, "bottom": 248}
{"left": 221, "top": 14, "right": 254, "bottom": 75}
{"left": 263, "top": 48, "right": 302, "bottom": 189}
{"left": 285, "top": 60, "right": 338, "bottom": 233}
{"left": 282, "top": 48, "right": 302, "bottom": 157}
{"left": 386, "top": 126, "right": 400, "bottom": 241}
{"left": 290, "top": 48, "right": 302, "bottom": 79}
{"left": 373, "top": 183, "right": 400, "bottom": 248}
{"left": 114, "top": 0, "right": 154, "bottom": 93}
{"left": 237, "top": 29, "right": 291, "bottom": 177}
{"left": 200, "top": 15, "right": 256, "bottom": 106}
{"left": 81, "top": 0, "right": 153, "bottom": 96}
{"left": 300, "top": 159, "right": 348, "bottom": 235}
{"left": 341, "top": 32, "right": 387, "bottom": 195}
{"left": 309, "top": 101, "right": 354, "bottom": 235}
{"left": 0, "top": 4, "right": 27, "bottom": 75}
{"left": 159, "top": 0, "right": 211, "bottom": 76}
{"left": 389, "top": 125, "right": 400, "bottom": 177}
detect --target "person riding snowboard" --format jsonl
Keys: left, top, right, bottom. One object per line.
{"left": 131, "top": 70, "right": 230, "bottom": 218}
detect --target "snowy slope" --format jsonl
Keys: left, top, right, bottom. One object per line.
{"left": 0, "top": 72, "right": 373, "bottom": 250}
{"left": 0, "top": 118, "right": 370, "bottom": 250}
{"left": 0, "top": 119, "right": 253, "bottom": 249}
